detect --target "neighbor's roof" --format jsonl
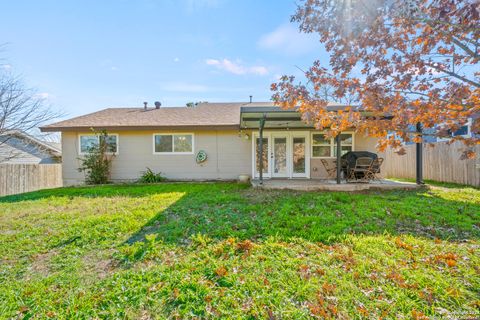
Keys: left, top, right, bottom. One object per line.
{"left": 39, "top": 102, "right": 354, "bottom": 132}
{"left": 0, "top": 130, "right": 62, "bottom": 156}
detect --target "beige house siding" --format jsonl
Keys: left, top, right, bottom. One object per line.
{"left": 62, "top": 130, "right": 252, "bottom": 185}
{"left": 62, "top": 130, "right": 383, "bottom": 185}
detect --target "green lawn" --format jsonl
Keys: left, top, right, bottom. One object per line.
{"left": 0, "top": 183, "right": 478, "bottom": 319}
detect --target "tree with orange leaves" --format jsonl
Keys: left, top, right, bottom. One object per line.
{"left": 271, "top": 0, "right": 479, "bottom": 158}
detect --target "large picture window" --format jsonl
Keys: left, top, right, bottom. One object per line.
{"left": 79, "top": 134, "right": 118, "bottom": 154}
{"left": 311, "top": 133, "right": 354, "bottom": 158}
{"left": 154, "top": 134, "right": 193, "bottom": 154}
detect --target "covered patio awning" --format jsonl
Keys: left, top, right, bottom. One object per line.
{"left": 240, "top": 106, "right": 312, "bottom": 129}
{"left": 241, "top": 105, "right": 353, "bottom": 184}
{"left": 241, "top": 104, "right": 424, "bottom": 186}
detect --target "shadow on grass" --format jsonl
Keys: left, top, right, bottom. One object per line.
{"left": 123, "top": 184, "right": 480, "bottom": 249}
{"left": 1, "top": 182, "right": 478, "bottom": 248}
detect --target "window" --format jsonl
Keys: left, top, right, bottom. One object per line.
{"left": 312, "top": 134, "right": 332, "bottom": 157}
{"left": 311, "top": 133, "right": 354, "bottom": 158}
{"left": 437, "top": 119, "right": 472, "bottom": 141}
{"left": 79, "top": 134, "right": 118, "bottom": 154}
{"left": 292, "top": 137, "right": 306, "bottom": 173}
{"left": 154, "top": 134, "right": 193, "bottom": 154}
{"left": 334, "top": 133, "right": 353, "bottom": 156}
{"left": 255, "top": 137, "right": 268, "bottom": 173}
{"left": 450, "top": 125, "right": 469, "bottom": 137}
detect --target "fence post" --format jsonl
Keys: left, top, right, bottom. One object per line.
{"left": 416, "top": 122, "right": 424, "bottom": 185}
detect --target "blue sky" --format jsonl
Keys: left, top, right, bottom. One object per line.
{"left": 0, "top": 0, "right": 326, "bottom": 119}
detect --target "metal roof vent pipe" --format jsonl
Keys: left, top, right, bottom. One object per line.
{"left": 143, "top": 102, "right": 148, "bottom": 110}
{"left": 154, "top": 101, "right": 161, "bottom": 109}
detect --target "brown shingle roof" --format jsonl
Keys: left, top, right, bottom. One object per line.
{"left": 39, "top": 102, "right": 356, "bottom": 132}
{"left": 40, "top": 103, "right": 246, "bottom": 132}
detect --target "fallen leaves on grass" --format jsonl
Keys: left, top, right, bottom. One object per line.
{"left": 215, "top": 266, "right": 228, "bottom": 277}
{"left": 395, "top": 237, "right": 414, "bottom": 252}
{"left": 433, "top": 252, "right": 458, "bottom": 268}
{"left": 411, "top": 309, "right": 429, "bottom": 320}
{"left": 236, "top": 239, "right": 254, "bottom": 253}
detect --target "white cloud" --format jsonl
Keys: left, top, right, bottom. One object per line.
{"left": 258, "top": 24, "right": 319, "bottom": 56}
{"left": 205, "top": 58, "right": 268, "bottom": 76}
{"left": 35, "top": 92, "right": 54, "bottom": 100}
{"left": 1, "top": 64, "right": 12, "bottom": 71}
{"left": 173, "top": 57, "right": 180, "bottom": 62}
{"left": 110, "top": 66, "right": 119, "bottom": 71}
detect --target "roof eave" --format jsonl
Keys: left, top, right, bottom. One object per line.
{"left": 40, "top": 124, "right": 241, "bottom": 132}
{"left": 2, "top": 129, "right": 62, "bottom": 154}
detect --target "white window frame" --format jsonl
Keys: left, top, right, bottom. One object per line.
{"left": 152, "top": 133, "right": 195, "bottom": 155}
{"left": 251, "top": 131, "right": 310, "bottom": 179}
{"left": 78, "top": 133, "right": 119, "bottom": 155}
{"left": 437, "top": 118, "right": 472, "bottom": 141}
{"left": 311, "top": 133, "right": 333, "bottom": 158}
{"left": 310, "top": 132, "right": 355, "bottom": 158}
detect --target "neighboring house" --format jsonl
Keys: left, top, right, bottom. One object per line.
{"left": 405, "top": 117, "right": 478, "bottom": 144}
{"left": 0, "top": 130, "right": 62, "bottom": 164}
{"left": 40, "top": 102, "right": 383, "bottom": 186}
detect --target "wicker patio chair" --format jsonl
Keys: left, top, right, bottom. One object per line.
{"left": 320, "top": 159, "right": 337, "bottom": 178}
{"left": 347, "top": 157, "right": 373, "bottom": 182}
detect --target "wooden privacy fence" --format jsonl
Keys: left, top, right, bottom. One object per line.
{"left": 0, "top": 164, "right": 62, "bottom": 196}
{"left": 384, "top": 141, "right": 480, "bottom": 187}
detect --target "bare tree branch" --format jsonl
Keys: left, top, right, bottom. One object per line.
{"left": 0, "top": 71, "right": 63, "bottom": 163}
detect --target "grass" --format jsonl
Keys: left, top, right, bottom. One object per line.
{"left": 0, "top": 182, "right": 478, "bottom": 319}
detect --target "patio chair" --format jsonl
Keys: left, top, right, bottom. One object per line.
{"left": 365, "top": 157, "right": 384, "bottom": 181}
{"left": 320, "top": 159, "right": 337, "bottom": 178}
{"left": 347, "top": 157, "right": 373, "bottom": 182}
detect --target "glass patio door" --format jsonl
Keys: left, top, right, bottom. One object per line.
{"left": 291, "top": 134, "right": 307, "bottom": 178}
{"left": 254, "top": 135, "right": 270, "bottom": 178}
{"left": 253, "top": 131, "right": 309, "bottom": 179}
{"left": 272, "top": 134, "right": 288, "bottom": 177}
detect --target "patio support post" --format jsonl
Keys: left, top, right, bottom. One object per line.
{"left": 336, "top": 134, "right": 341, "bottom": 184}
{"left": 258, "top": 113, "right": 267, "bottom": 185}
{"left": 416, "top": 122, "right": 424, "bottom": 185}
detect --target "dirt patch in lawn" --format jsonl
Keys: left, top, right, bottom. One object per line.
{"left": 81, "top": 250, "right": 117, "bottom": 281}
{"left": 240, "top": 188, "right": 297, "bottom": 203}
{"left": 25, "top": 250, "right": 59, "bottom": 279}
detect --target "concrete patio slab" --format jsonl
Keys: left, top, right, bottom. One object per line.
{"left": 251, "top": 179, "right": 420, "bottom": 192}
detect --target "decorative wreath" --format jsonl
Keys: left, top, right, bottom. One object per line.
{"left": 196, "top": 150, "right": 207, "bottom": 164}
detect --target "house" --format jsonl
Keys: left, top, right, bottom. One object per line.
{"left": 40, "top": 102, "right": 384, "bottom": 186}
{"left": 405, "top": 117, "right": 477, "bottom": 145}
{"left": 0, "top": 130, "right": 62, "bottom": 164}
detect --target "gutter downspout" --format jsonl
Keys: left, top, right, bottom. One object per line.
{"left": 258, "top": 113, "right": 267, "bottom": 186}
